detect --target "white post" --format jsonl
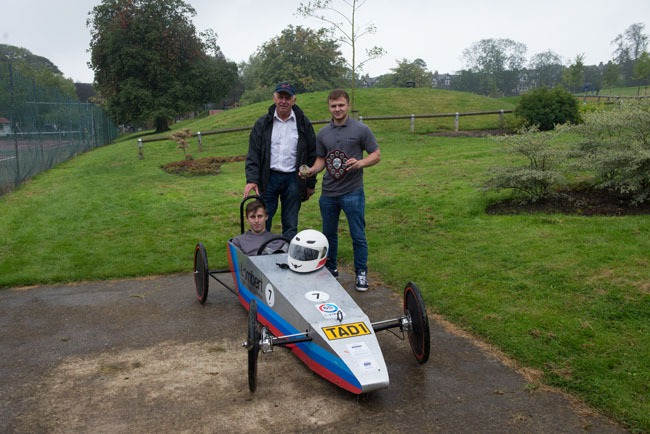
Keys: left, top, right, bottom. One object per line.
{"left": 410, "top": 114, "right": 415, "bottom": 134}
{"left": 454, "top": 112, "right": 460, "bottom": 132}
{"left": 197, "top": 131, "right": 203, "bottom": 152}
{"left": 137, "top": 138, "right": 143, "bottom": 159}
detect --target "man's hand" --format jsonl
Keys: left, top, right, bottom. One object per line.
{"left": 244, "top": 183, "right": 259, "bottom": 197}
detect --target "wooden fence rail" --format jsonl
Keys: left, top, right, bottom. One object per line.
{"left": 581, "top": 94, "right": 650, "bottom": 103}
{"left": 136, "top": 109, "right": 514, "bottom": 155}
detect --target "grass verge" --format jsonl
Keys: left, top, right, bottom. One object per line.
{"left": 0, "top": 89, "right": 648, "bottom": 431}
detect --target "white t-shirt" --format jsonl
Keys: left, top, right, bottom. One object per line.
{"left": 270, "top": 110, "right": 299, "bottom": 172}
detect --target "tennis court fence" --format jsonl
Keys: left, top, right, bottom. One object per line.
{"left": 1, "top": 62, "right": 117, "bottom": 195}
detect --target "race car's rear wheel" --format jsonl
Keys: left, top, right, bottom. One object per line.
{"left": 247, "top": 299, "right": 261, "bottom": 392}
{"left": 404, "top": 282, "right": 430, "bottom": 364}
{"left": 193, "top": 243, "right": 209, "bottom": 304}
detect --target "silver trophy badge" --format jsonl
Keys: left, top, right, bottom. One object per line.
{"left": 325, "top": 150, "right": 349, "bottom": 180}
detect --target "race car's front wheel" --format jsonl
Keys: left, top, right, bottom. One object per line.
{"left": 404, "top": 282, "right": 430, "bottom": 364}
{"left": 193, "top": 243, "right": 209, "bottom": 304}
{"left": 247, "top": 299, "right": 261, "bottom": 392}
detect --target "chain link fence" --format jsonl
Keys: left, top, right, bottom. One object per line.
{"left": 1, "top": 62, "right": 117, "bottom": 195}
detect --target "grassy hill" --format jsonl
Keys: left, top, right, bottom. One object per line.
{"left": 147, "top": 87, "right": 515, "bottom": 140}
{"left": 1, "top": 88, "right": 648, "bottom": 431}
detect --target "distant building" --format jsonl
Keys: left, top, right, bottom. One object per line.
{"left": 432, "top": 73, "right": 453, "bottom": 88}
{"left": 0, "top": 117, "right": 12, "bottom": 136}
{"left": 359, "top": 75, "right": 380, "bottom": 88}
{"left": 516, "top": 71, "right": 536, "bottom": 94}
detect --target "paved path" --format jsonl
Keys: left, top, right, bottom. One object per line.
{"left": 0, "top": 272, "right": 626, "bottom": 433}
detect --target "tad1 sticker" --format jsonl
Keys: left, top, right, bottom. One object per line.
{"left": 322, "top": 322, "right": 371, "bottom": 340}
{"left": 305, "top": 291, "right": 330, "bottom": 302}
{"left": 316, "top": 302, "right": 343, "bottom": 319}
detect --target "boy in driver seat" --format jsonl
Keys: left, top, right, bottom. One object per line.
{"left": 232, "top": 199, "right": 287, "bottom": 256}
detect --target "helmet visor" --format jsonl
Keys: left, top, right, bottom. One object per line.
{"left": 288, "top": 244, "right": 322, "bottom": 261}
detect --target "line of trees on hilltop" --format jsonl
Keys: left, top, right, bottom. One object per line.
{"left": 85, "top": 0, "right": 648, "bottom": 132}
{"left": 240, "top": 22, "right": 649, "bottom": 99}
{"left": 0, "top": 44, "right": 78, "bottom": 102}
{"left": 370, "top": 24, "right": 650, "bottom": 97}
{"left": 6, "top": 0, "right": 648, "bottom": 135}
{"left": 448, "top": 24, "right": 649, "bottom": 96}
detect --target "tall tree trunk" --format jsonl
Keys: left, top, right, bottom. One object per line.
{"left": 154, "top": 117, "right": 170, "bottom": 134}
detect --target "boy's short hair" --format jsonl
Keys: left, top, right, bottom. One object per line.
{"left": 245, "top": 199, "right": 267, "bottom": 217}
{"left": 328, "top": 88, "right": 349, "bottom": 103}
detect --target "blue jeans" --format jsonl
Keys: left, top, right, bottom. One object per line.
{"left": 319, "top": 188, "right": 368, "bottom": 273}
{"left": 263, "top": 171, "right": 301, "bottom": 239}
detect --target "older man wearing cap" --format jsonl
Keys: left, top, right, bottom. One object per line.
{"left": 244, "top": 82, "right": 317, "bottom": 239}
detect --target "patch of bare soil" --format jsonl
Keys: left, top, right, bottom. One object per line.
{"left": 486, "top": 188, "right": 650, "bottom": 216}
{"left": 161, "top": 155, "right": 246, "bottom": 176}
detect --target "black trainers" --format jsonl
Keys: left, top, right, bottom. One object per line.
{"left": 355, "top": 270, "right": 368, "bottom": 292}
{"left": 327, "top": 266, "right": 339, "bottom": 278}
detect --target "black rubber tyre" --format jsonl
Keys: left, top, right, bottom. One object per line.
{"left": 256, "top": 236, "right": 291, "bottom": 256}
{"left": 193, "top": 243, "right": 209, "bottom": 304}
{"left": 404, "top": 282, "right": 430, "bottom": 364}
{"left": 247, "top": 299, "right": 261, "bottom": 392}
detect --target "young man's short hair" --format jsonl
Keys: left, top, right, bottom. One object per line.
{"left": 245, "top": 199, "right": 267, "bottom": 217}
{"left": 328, "top": 89, "right": 349, "bottom": 103}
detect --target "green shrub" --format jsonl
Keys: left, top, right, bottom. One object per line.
{"left": 488, "top": 100, "right": 650, "bottom": 205}
{"left": 564, "top": 100, "right": 650, "bottom": 204}
{"left": 514, "top": 87, "right": 581, "bottom": 131}
{"left": 483, "top": 127, "right": 567, "bottom": 202}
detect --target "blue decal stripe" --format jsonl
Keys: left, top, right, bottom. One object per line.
{"left": 229, "top": 243, "right": 360, "bottom": 391}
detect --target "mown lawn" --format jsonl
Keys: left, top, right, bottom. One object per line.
{"left": 1, "top": 88, "right": 648, "bottom": 431}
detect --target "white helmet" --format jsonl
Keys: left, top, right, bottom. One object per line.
{"left": 288, "top": 229, "right": 329, "bottom": 273}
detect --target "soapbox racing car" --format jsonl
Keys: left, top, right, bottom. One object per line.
{"left": 192, "top": 196, "right": 430, "bottom": 394}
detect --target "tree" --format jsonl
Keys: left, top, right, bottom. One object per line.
{"left": 0, "top": 44, "right": 76, "bottom": 99}
{"left": 528, "top": 50, "right": 564, "bottom": 88}
{"left": 583, "top": 64, "right": 604, "bottom": 92}
{"left": 562, "top": 54, "right": 585, "bottom": 93}
{"left": 297, "top": 0, "right": 386, "bottom": 107}
{"left": 632, "top": 51, "right": 650, "bottom": 92}
{"left": 248, "top": 26, "right": 347, "bottom": 94}
{"left": 611, "top": 23, "right": 649, "bottom": 84}
{"left": 514, "top": 86, "right": 580, "bottom": 131}
{"left": 602, "top": 61, "right": 622, "bottom": 88}
{"left": 451, "top": 69, "right": 482, "bottom": 93}
{"left": 613, "top": 23, "right": 649, "bottom": 62}
{"left": 375, "top": 58, "right": 433, "bottom": 88}
{"left": 87, "top": 0, "right": 237, "bottom": 133}
{"left": 461, "top": 38, "right": 527, "bottom": 96}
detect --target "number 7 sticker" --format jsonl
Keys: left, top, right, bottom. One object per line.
{"left": 305, "top": 291, "right": 330, "bottom": 302}
{"left": 265, "top": 283, "right": 275, "bottom": 307}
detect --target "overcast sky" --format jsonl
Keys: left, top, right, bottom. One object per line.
{"left": 3, "top": 0, "right": 649, "bottom": 83}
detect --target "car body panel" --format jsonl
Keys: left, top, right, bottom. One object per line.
{"left": 227, "top": 241, "right": 389, "bottom": 394}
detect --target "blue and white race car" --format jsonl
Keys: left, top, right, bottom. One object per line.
{"left": 192, "top": 197, "right": 430, "bottom": 394}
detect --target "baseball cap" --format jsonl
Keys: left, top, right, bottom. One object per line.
{"left": 275, "top": 82, "right": 296, "bottom": 96}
